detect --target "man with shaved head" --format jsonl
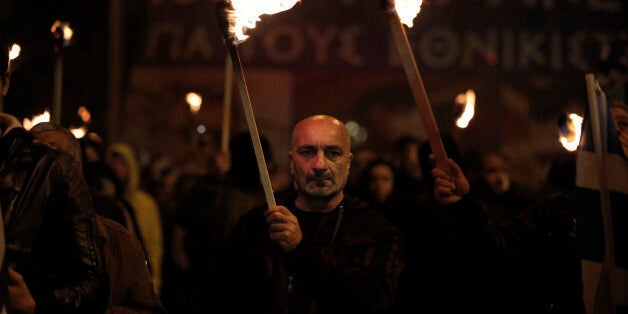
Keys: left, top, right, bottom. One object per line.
{"left": 215, "top": 115, "right": 404, "bottom": 313}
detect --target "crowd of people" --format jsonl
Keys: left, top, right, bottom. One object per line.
{"left": 2, "top": 36, "right": 628, "bottom": 314}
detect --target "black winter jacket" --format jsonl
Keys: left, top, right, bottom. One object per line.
{"left": 0, "top": 126, "right": 108, "bottom": 313}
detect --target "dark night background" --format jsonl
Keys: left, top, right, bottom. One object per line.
{"left": 1, "top": 0, "right": 626, "bottom": 190}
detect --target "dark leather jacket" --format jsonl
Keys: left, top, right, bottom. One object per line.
{"left": 0, "top": 126, "right": 108, "bottom": 313}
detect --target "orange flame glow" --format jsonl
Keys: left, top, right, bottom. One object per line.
{"left": 78, "top": 106, "right": 91, "bottom": 124}
{"left": 51, "top": 20, "right": 74, "bottom": 45}
{"left": 70, "top": 126, "right": 88, "bottom": 139}
{"left": 394, "top": 0, "right": 423, "bottom": 27}
{"left": 9, "top": 44, "right": 21, "bottom": 61}
{"left": 559, "top": 113, "right": 583, "bottom": 151}
{"left": 23, "top": 110, "right": 51, "bottom": 131}
{"left": 186, "top": 92, "right": 202, "bottom": 114}
{"left": 455, "top": 89, "right": 476, "bottom": 129}
{"left": 226, "top": 0, "right": 299, "bottom": 44}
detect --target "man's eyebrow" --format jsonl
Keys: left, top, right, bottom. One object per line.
{"left": 324, "top": 144, "right": 343, "bottom": 149}
{"left": 297, "top": 145, "right": 316, "bottom": 150}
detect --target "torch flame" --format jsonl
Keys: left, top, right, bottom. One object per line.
{"left": 186, "top": 92, "right": 202, "bottom": 114}
{"left": 394, "top": 0, "right": 423, "bottom": 28}
{"left": 9, "top": 44, "right": 21, "bottom": 61}
{"left": 559, "top": 113, "right": 583, "bottom": 152}
{"left": 23, "top": 110, "right": 51, "bottom": 131}
{"left": 226, "top": 0, "right": 299, "bottom": 44}
{"left": 455, "top": 89, "right": 476, "bottom": 129}
{"left": 70, "top": 126, "right": 88, "bottom": 139}
{"left": 51, "top": 20, "right": 74, "bottom": 45}
{"left": 78, "top": 106, "right": 92, "bottom": 124}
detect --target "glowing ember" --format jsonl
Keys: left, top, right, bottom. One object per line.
{"left": 455, "top": 89, "right": 476, "bottom": 128}
{"left": 225, "top": 0, "right": 299, "bottom": 44}
{"left": 23, "top": 110, "right": 51, "bottom": 131}
{"left": 394, "top": 0, "right": 423, "bottom": 27}
{"left": 559, "top": 113, "right": 583, "bottom": 151}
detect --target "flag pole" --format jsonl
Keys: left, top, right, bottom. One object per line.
{"left": 227, "top": 42, "right": 275, "bottom": 207}
{"left": 585, "top": 73, "right": 616, "bottom": 313}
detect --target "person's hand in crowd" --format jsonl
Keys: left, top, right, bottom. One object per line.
{"left": 265, "top": 206, "right": 302, "bottom": 253}
{"left": 431, "top": 156, "right": 470, "bottom": 205}
{"left": 7, "top": 267, "right": 36, "bottom": 314}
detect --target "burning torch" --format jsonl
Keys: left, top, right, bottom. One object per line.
{"left": 381, "top": 0, "right": 449, "bottom": 170}
{"left": 51, "top": 20, "right": 74, "bottom": 124}
{"left": 215, "top": 0, "right": 299, "bottom": 207}
{"left": 455, "top": 89, "right": 476, "bottom": 129}
{"left": 2, "top": 43, "right": 21, "bottom": 112}
{"left": 558, "top": 112, "right": 582, "bottom": 152}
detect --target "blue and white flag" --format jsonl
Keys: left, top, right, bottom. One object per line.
{"left": 576, "top": 74, "right": 628, "bottom": 314}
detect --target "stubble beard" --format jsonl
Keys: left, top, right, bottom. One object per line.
{"left": 301, "top": 179, "right": 341, "bottom": 201}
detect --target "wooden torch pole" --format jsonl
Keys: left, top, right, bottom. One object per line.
{"left": 221, "top": 53, "right": 234, "bottom": 153}
{"left": 227, "top": 42, "right": 276, "bottom": 207}
{"left": 387, "top": 12, "right": 448, "bottom": 170}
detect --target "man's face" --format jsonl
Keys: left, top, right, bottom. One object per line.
{"left": 289, "top": 117, "right": 352, "bottom": 201}
{"left": 33, "top": 130, "right": 71, "bottom": 153}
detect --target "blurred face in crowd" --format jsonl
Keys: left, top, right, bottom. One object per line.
{"left": 289, "top": 115, "right": 353, "bottom": 206}
{"left": 611, "top": 105, "right": 628, "bottom": 157}
{"left": 482, "top": 153, "right": 511, "bottom": 195}
{"left": 368, "top": 163, "right": 395, "bottom": 203}
{"left": 399, "top": 142, "right": 420, "bottom": 174}
{"left": 110, "top": 154, "right": 130, "bottom": 184}
{"left": 354, "top": 148, "right": 377, "bottom": 171}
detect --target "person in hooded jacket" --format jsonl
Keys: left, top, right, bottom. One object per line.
{"left": 105, "top": 143, "right": 164, "bottom": 297}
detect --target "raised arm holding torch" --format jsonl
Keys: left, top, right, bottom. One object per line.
{"left": 381, "top": 0, "right": 449, "bottom": 171}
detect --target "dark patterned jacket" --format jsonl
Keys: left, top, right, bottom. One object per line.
{"left": 0, "top": 122, "right": 108, "bottom": 314}
{"left": 214, "top": 191, "right": 404, "bottom": 314}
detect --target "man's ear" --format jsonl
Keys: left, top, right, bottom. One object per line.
{"left": 1, "top": 71, "right": 10, "bottom": 97}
